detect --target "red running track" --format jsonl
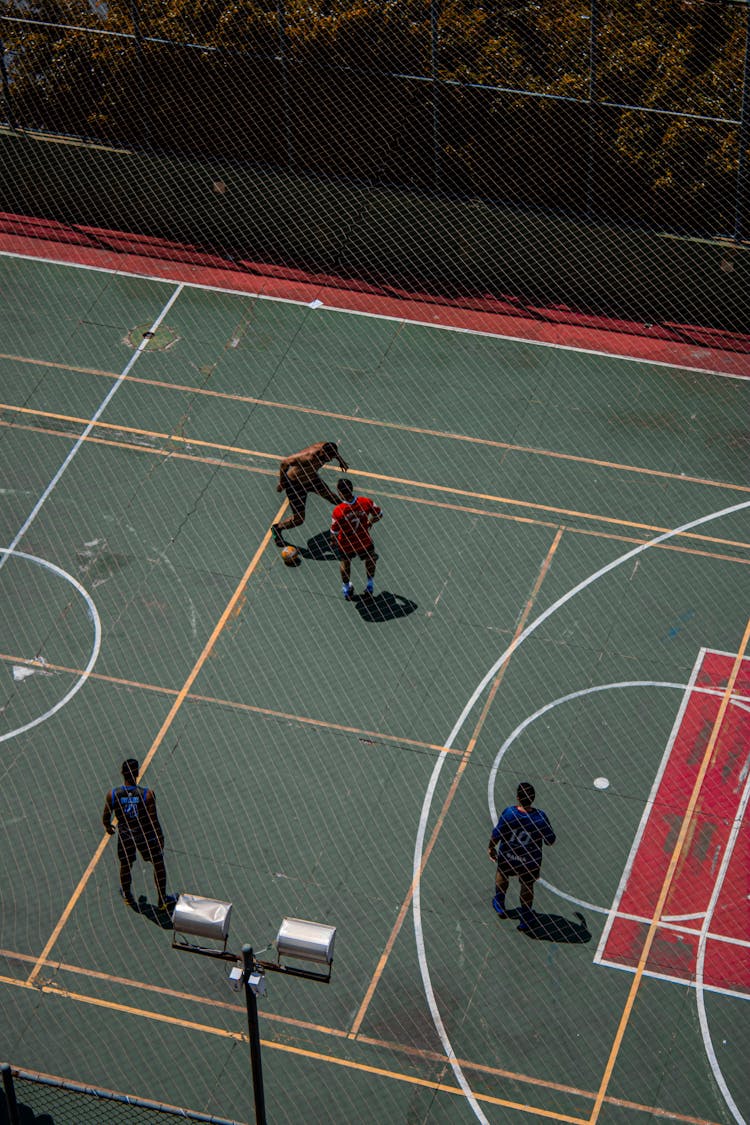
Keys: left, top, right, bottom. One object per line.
{"left": 598, "top": 650, "right": 750, "bottom": 996}
{"left": 1, "top": 211, "right": 749, "bottom": 378}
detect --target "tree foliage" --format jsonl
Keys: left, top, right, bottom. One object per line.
{"left": 3, "top": 0, "right": 747, "bottom": 234}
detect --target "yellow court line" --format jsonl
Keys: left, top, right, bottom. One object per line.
{"left": 0, "top": 974, "right": 586, "bottom": 1123}
{"left": 0, "top": 654, "right": 458, "bottom": 758}
{"left": 1, "top": 402, "right": 748, "bottom": 551}
{"left": 0, "top": 958, "right": 724, "bottom": 1124}
{"left": 2, "top": 350, "right": 747, "bottom": 497}
{"left": 24, "top": 505, "right": 289, "bottom": 987}
{"left": 4, "top": 416, "right": 749, "bottom": 567}
{"left": 347, "top": 529, "right": 563, "bottom": 1037}
{"left": 588, "top": 618, "right": 750, "bottom": 1125}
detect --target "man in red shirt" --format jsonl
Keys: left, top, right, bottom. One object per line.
{"left": 330, "top": 478, "right": 382, "bottom": 600}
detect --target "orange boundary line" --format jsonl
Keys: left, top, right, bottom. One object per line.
{"left": 0, "top": 975, "right": 580, "bottom": 1123}
{"left": 1, "top": 416, "right": 748, "bottom": 566}
{"left": 1, "top": 404, "right": 748, "bottom": 553}
{"left": 348, "top": 529, "right": 563, "bottom": 1037}
{"left": 2, "top": 350, "right": 747, "bottom": 497}
{"left": 588, "top": 619, "right": 750, "bottom": 1124}
{"left": 0, "top": 957, "right": 725, "bottom": 1124}
{"left": 24, "top": 502, "right": 289, "bottom": 986}
{"left": 0, "top": 654, "right": 457, "bottom": 758}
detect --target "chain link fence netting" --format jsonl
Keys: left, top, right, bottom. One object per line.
{"left": 1, "top": 1066, "right": 244, "bottom": 1125}
{"left": 1, "top": 0, "right": 749, "bottom": 240}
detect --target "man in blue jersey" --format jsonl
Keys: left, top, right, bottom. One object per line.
{"left": 488, "top": 782, "right": 555, "bottom": 932}
{"left": 102, "top": 759, "right": 176, "bottom": 912}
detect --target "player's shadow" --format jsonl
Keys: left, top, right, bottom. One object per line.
{"left": 133, "top": 895, "right": 175, "bottom": 930}
{"left": 352, "top": 591, "right": 418, "bottom": 623}
{"left": 298, "top": 531, "right": 339, "bottom": 561}
{"left": 511, "top": 909, "right": 591, "bottom": 944}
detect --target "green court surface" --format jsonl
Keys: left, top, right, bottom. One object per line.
{"left": 1, "top": 252, "right": 749, "bottom": 1125}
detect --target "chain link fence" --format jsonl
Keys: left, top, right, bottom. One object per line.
{"left": 1, "top": 0, "right": 749, "bottom": 241}
{"left": 1, "top": 1066, "right": 244, "bottom": 1125}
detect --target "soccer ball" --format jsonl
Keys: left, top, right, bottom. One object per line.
{"left": 281, "top": 545, "right": 301, "bottom": 567}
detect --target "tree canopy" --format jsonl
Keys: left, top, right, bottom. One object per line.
{"left": 2, "top": 0, "right": 747, "bottom": 235}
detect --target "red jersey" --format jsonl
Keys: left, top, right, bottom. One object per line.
{"left": 331, "top": 496, "right": 381, "bottom": 552}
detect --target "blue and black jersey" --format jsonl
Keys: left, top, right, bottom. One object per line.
{"left": 491, "top": 805, "right": 555, "bottom": 871}
{"left": 111, "top": 784, "right": 158, "bottom": 842}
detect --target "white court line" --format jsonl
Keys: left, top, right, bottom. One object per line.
{"left": 413, "top": 498, "right": 750, "bottom": 1125}
{"left": 594, "top": 651, "right": 708, "bottom": 963}
{"left": 1, "top": 249, "right": 749, "bottom": 381}
{"left": 0, "top": 281, "right": 184, "bottom": 573}
{"left": 0, "top": 550, "right": 101, "bottom": 744}
{"left": 695, "top": 767, "right": 750, "bottom": 1124}
{"left": 483, "top": 678, "right": 750, "bottom": 918}
{"left": 597, "top": 960, "right": 750, "bottom": 1005}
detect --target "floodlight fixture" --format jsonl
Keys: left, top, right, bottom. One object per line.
{"left": 171, "top": 893, "right": 234, "bottom": 961}
{"left": 169, "top": 897, "right": 337, "bottom": 1125}
{"left": 258, "top": 917, "right": 336, "bottom": 983}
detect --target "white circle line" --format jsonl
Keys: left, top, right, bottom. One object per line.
{"left": 412, "top": 497, "right": 750, "bottom": 1123}
{"left": 695, "top": 772, "right": 750, "bottom": 1125}
{"left": 0, "top": 549, "right": 102, "bottom": 744}
{"left": 487, "top": 681, "right": 750, "bottom": 914}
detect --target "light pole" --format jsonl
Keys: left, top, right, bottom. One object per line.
{"left": 171, "top": 895, "right": 336, "bottom": 1125}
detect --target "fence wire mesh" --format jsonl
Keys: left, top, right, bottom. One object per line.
{"left": 1, "top": 1067, "right": 244, "bottom": 1125}
{"left": 1, "top": 0, "right": 749, "bottom": 239}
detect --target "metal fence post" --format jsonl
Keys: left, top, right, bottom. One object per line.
{"left": 585, "top": 0, "right": 599, "bottom": 219}
{"left": 129, "top": 0, "right": 149, "bottom": 147}
{"left": 430, "top": 0, "right": 441, "bottom": 190}
{"left": 277, "top": 0, "right": 293, "bottom": 170}
{"left": 0, "top": 38, "right": 16, "bottom": 130}
{"left": 734, "top": 2, "right": 750, "bottom": 242}
{"left": 1, "top": 1064, "right": 20, "bottom": 1125}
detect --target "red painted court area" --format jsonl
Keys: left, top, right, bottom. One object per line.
{"left": 599, "top": 650, "right": 750, "bottom": 996}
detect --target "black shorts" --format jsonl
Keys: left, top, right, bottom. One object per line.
{"left": 496, "top": 856, "right": 540, "bottom": 882}
{"left": 118, "top": 833, "right": 163, "bottom": 866}
{"left": 339, "top": 543, "right": 377, "bottom": 561}
{"left": 284, "top": 482, "right": 309, "bottom": 519}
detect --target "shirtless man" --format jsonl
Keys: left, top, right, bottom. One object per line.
{"left": 271, "top": 441, "right": 349, "bottom": 545}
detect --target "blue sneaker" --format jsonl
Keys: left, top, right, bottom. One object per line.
{"left": 365, "top": 578, "right": 374, "bottom": 596}
{"left": 492, "top": 895, "right": 507, "bottom": 918}
{"left": 517, "top": 908, "right": 534, "bottom": 932}
{"left": 343, "top": 582, "right": 354, "bottom": 600}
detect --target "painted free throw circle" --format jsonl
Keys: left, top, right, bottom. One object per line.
{"left": 0, "top": 548, "right": 102, "bottom": 743}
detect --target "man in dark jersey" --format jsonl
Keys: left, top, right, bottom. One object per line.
{"left": 271, "top": 441, "right": 349, "bottom": 546}
{"left": 488, "top": 781, "right": 555, "bottom": 932}
{"left": 102, "top": 759, "right": 176, "bottom": 911}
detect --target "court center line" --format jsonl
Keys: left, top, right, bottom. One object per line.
{"left": 2, "top": 402, "right": 749, "bottom": 552}
{"left": 588, "top": 618, "right": 750, "bottom": 1125}
{"left": 3, "top": 418, "right": 750, "bottom": 568}
{"left": 0, "top": 284, "right": 183, "bottom": 575}
{"left": 347, "top": 529, "right": 563, "bottom": 1039}
{"left": 2, "top": 350, "right": 747, "bottom": 497}
{"left": 24, "top": 502, "right": 288, "bottom": 987}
